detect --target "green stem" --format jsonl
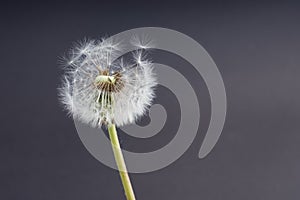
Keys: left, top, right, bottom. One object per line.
{"left": 108, "top": 124, "right": 136, "bottom": 200}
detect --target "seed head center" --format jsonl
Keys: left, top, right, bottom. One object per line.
{"left": 94, "top": 70, "right": 123, "bottom": 93}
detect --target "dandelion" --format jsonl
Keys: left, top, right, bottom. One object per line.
{"left": 59, "top": 37, "right": 157, "bottom": 200}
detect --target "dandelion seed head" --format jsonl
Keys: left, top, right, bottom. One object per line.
{"left": 59, "top": 37, "right": 157, "bottom": 127}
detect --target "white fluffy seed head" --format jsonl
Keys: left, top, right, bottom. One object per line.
{"left": 58, "top": 37, "right": 157, "bottom": 128}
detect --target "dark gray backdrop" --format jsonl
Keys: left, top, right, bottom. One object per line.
{"left": 1, "top": 1, "right": 300, "bottom": 199}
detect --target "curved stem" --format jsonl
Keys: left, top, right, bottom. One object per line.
{"left": 108, "top": 124, "right": 136, "bottom": 200}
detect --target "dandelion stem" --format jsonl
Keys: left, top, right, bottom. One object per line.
{"left": 108, "top": 124, "right": 136, "bottom": 200}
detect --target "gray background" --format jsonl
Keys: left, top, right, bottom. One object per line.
{"left": 1, "top": 1, "right": 300, "bottom": 199}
